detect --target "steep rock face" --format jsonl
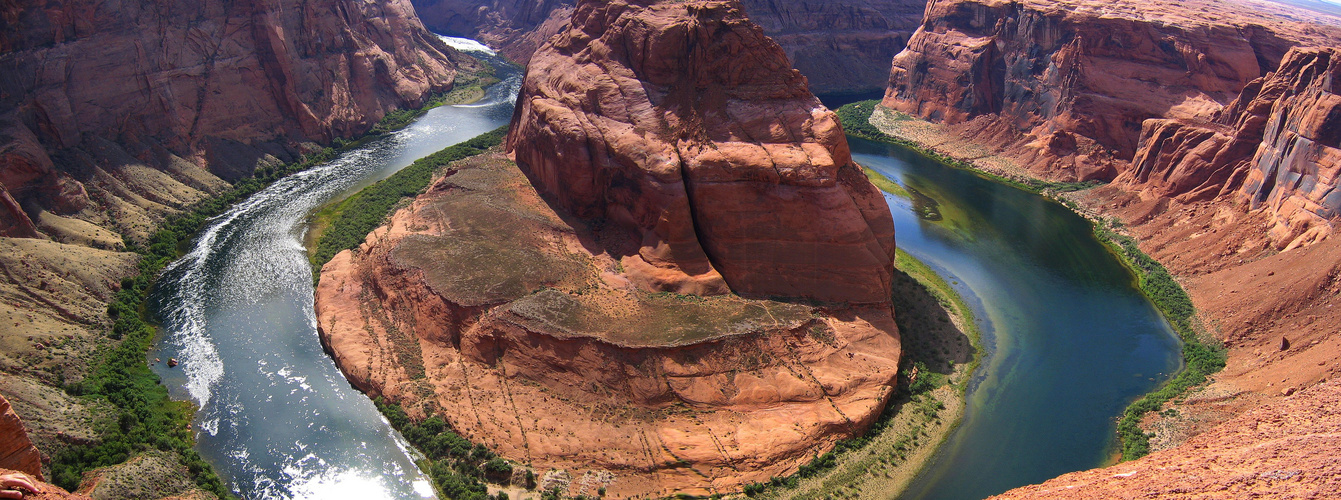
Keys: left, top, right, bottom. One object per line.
{"left": 411, "top": 0, "right": 575, "bottom": 64}
{"left": 737, "top": 0, "right": 925, "bottom": 94}
{"left": 0, "top": 0, "right": 470, "bottom": 239}
{"left": 0, "top": 393, "right": 42, "bottom": 480}
{"left": 507, "top": 0, "right": 896, "bottom": 303}
{"left": 1121, "top": 47, "right": 1341, "bottom": 249}
{"left": 881, "top": 0, "right": 1337, "bottom": 181}
{"left": 1239, "top": 48, "right": 1341, "bottom": 249}
{"left": 317, "top": 151, "right": 901, "bottom": 496}
{"left": 411, "top": 0, "right": 926, "bottom": 94}
{"left": 990, "top": 380, "right": 1341, "bottom": 499}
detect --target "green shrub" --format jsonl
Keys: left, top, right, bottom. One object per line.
{"left": 375, "top": 399, "right": 515, "bottom": 499}
{"left": 310, "top": 127, "right": 508, "bottom": 273}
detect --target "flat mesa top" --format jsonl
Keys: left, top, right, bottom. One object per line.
{"left": 389, "top": 150, "right": 815, "bottom": 348}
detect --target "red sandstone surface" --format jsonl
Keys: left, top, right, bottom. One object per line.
{"left": 508, "top": 0, "right": 897, "bottom": 304}
{"left": 0, "top": 0, "right": 472, "bottom": 240}
{"left": 0, "top": 0, "right": 470, "bottom": 492}
{"left": 0, "top": 394, "right": 42, "bottom": 481}
{"left": 883, "top": 0, "right": 1341, "bottom": 182}
{"left": 0, "top": 468, "right": 85, "bottom": 500}
{"left": 876, "top": 0, "right": 1341, "bottom": 496}
{"left": 317, "top": 0, "right": 902, "bottom": 495}
{"left": 991, "top": 380, "right": 1341, "bottom": 499}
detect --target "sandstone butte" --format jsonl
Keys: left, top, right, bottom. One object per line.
{"left": 408, "top": 0, "right": 926, "bottom": 94}
{"left": 315, "top": 0, "right": 901, "bottom": 496}
{"left": 872, "top": 0, "right": 1341, "bottom": 496}
{"left": 0, "top": 0, "right": 470, "bottom": 491}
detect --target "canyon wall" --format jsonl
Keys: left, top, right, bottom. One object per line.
{"left": 318, "top": 0, "right": 902, "bottom": 495}
{"left": 1123, "top": 47, "right": 1341, "bottom": 250}
{"left": 0, "top": 0, "right": 469, "bottom": 488}
{"left": 872, "top": 0, "right": 1341, "bottom": 496}
{"left": 410, "top": 0, "right": 926, "bottom": 94}
{"left": 0, "top": 0, "right": 472, "bottom": 242}
{"left": 507, "top": 0, "right": 897, "bottom": 303}
{"left": 882, "top": 0, "right": 1340, "bottom": 182}
{"left": 0, "top": 393, "right": 43, "bottom": 480}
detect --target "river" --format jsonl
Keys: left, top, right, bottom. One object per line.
{"left": 145, "top": 43, "right": 1179, "bottom": 497}
{"left": 848, "top": 137, "right": 1182, "bottom": 500}
{"left": 148, "top": 37, "right": 519, "bottom": 500}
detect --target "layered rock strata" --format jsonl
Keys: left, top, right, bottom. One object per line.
{"left": 410, "top": 0, "right": 925, "bottom": 94}
{"left": 0, "top": 0, "right": 472, "bottom": 241}
{"left": 318, "top": 0, "right": 901, "bottom": 495}
{"left": 1125, "top": 47, "right": 1341, "bottom": 249}
{"left": 882, "top": 0, "right": 1341, "bottom": 182}
{"left": 0, "top": 0, "right": 470, "bottom": 489}
{"left": 317, "top": 151, "right": 901, "bottom": 496}
{"left": 508, "top": 0, "right": 897, "bottom": 303}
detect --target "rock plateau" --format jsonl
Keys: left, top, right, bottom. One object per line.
{"left": 317, "top": 0, "right": 902, "bottom": 496}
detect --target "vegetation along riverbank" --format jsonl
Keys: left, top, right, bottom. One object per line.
{"left": 46, "top": 67, "right": 496, "bottom": 495}
{"left": 746, "top": 246, "right": 982, "bottom": 500}
{"left": 837, "top": 99, "right": 1226, "bottom": 462}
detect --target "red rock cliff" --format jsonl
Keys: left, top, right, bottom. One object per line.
{"left": 882, "top": 0, "right": 1340, "bottom": 182}
{"left": 507, "top": 0, "right": 897, "bottom": 304}
{"left": 1122, "top": 47, "right": 1341, "bottom": 250}
{"left": 411, "top": 0, "right": 926, "bottom": 94}
{"left": 0, "top": 0, "right": 471, "bottom": 240}
{"left": 0, "top": 393, "right": 42, "bottom": 481}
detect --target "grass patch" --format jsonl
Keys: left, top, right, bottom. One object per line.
{"left": 862, "top": 166, "right": 910, "bottom": 199}
{"left": 309, "top": 127, "right": 508, "bottom": 274}
{"left": 836, "top": 100, "right": 1100, "bottom": 194}
{"left": 376, "top": 399, "right": 522, "bottom": 500}
{"left": 838, "top": 98, "right": 1225, "bottom": 462}
{"left": 370, "top": 64, "right": 499, "bottom": 134}
{"left": 1094, "top": 218, "right": 1226, "bottom": 460}
{"left": 49, "top": 68, "right": 501, "bottom": 496}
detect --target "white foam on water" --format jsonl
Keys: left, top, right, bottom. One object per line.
{"left": 438, "top": 35, "right": 496, "bottom": 55}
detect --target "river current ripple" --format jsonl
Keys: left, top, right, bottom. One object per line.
{"left": 149, "top": 37, "right": 519, "bottom": 500}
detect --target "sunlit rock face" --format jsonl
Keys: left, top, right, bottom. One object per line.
{"left": 507, "top": 0, "right": 898, "bottom": 304}
{"left": 881, "top": 0, "right": 1338, "bottom": 183}
{"left": 0, "top": 0, "right": 470, "bottom": 238}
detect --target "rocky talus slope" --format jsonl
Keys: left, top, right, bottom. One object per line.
{"left": 0, "top": 0, "right": 467, "bottom": 487}
{"left": 883, "top": 0, "right": 1341, "bottom": 182}
{"left": 410, "top": 0, "right": 926, "bottom": 94}
{"left": 317, "top": 0, "right": 901, "bottom": 496}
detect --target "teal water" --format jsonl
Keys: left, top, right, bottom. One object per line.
{"left": 849, "top": 137, "right": 1183, "bottom": 500}
{"left": 147, "top": 38, "right": 518, "bottom": 499}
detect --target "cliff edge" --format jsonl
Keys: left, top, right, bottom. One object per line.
{"left": 316, "top": 0, "right": 902, "bottom": 495}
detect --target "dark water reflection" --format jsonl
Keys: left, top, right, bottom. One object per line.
{"left": 848, "top": 137, "right": 1182, "bottom": 500}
